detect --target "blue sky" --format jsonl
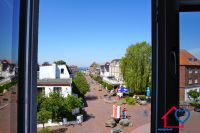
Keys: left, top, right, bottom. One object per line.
{"left": 38, "top": 0, "right": 151, "bottom": 67}
{"left": 180, "top": 12, "right": 200, "bottom": 58}
{"left": 38, "top": 0, "right": 200, "bottom": 67}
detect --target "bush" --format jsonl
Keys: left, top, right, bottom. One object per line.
{"left": 138, "top": 95, "right": 146, "bottom": 100}
{"left": 124, "top": 92, "right": 134, "bottom": 97}
{"left": 125, "top": 97, "right": 136, "bottom": 105}
{"left": 0, "top": 80, "right": 17, "bottom": 93}
{"left": 107, "top": 84, "right": 113, "bottom": 91}
{"left": 190, "top": 102, "right": 200, "bottom": 107}
{"left": 38, "top": 128, "right": 51, "bottom": 133}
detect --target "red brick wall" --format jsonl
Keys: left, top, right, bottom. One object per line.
{"left": 180, "top": 66, "right": 186, "bottom": 88}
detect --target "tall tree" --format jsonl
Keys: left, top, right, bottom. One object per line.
{"left": 120, "top": 41, "right": 151, "bottom": 94}
{"left": 73, "top": 72, "right": 90, "bottom": 97}
{"left": 54, "top": 60, "right": 66, "bottom": 65}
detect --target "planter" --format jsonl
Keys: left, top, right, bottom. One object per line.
{"left": 138, "top": 100, "right": 147, "bottom": 105}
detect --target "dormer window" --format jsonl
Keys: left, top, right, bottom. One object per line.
{"left": 188, "top": 58, "right": 193, "bottom": 62}
{"left": 188, "top": 58, "right": 197, "bottom": 62}
{"left": 61, "top": 68, "right": 64, "bottom": 74}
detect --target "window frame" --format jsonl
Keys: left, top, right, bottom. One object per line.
{"left": 14, "top": 0, "right": 200, "bottom": 133}
{"left": 152, "top": 0, "right": 200, "bottom": 132}
{"left": 17, "top": 0, "right": 39, "bottom": 133}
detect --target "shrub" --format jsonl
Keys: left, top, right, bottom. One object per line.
{"left": 187, "top": 90, "right": 200, "bottom": 102}
{"left": 190, "top": 102, "right": 200, "bottom": 107}
{"left": 138, "top": 95, "right": 146, "bottom": 100}
{"left": 107, "top": 84, "right": 113, "bottom": 91}
{"left": 38, "top": 128, "right": 51, "bottom": 133}
{"left": 125, "top": 97, "right": 136, "bottom": 105}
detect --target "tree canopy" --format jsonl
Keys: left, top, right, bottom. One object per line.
{"left": 73, "top": 72, "right": 90, "bottom": 97}
{"left": 120, "top": 41, "right": 151, "bottom": 94}
{"left": 38, "top": 92, "right": 83, "bottom": 122}
{"left": 54, "top": 60, "right": 66, "bottom": 65}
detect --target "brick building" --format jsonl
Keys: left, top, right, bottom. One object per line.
{"left": 179, "top": 49, "right": 200, "bottom": 102}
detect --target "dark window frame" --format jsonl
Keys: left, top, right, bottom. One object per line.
{"left": 15, "top": 0, "right": 200, "bottom": 133}
{"left": 17, "top": 0, "right": 39, "bottom": 133}
{"left": 61, "top": 68, "right": 64, "bottom": 74}
{"left": 152, "top": 0, "right": 200, "bottom": 132}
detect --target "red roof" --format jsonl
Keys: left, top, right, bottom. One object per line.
{"left": 180, "top": 49, "right": 200, "bottom": 66}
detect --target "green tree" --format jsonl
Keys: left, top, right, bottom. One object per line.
{"left": 54, "top": 60, "right": 66, "bottom": 65}
{"left": 73, "top": 72, "right": 89, "bottom": 97}
{"left": 37, "top": 92, "right": 46, "bottom": 111}
{"left": 37, "top": 109, "right": 52, "bottom": 129}
{"left": 41, "top": 92, "right": 64, "bottom": 121}
{"left": 120, "top": 41, "right": 151, "bottom": 94}
{"left": 64, "top": 95, "right": 83, "bottom": 112}
{"left": 187, "top": 90, "right": 200, "bottom": 102}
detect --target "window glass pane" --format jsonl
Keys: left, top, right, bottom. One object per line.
{"left": 37, "top": 0, "right": 151, "bottom": 132}
{"left": 180, "top": 12, "right": 200, "bottom": 133}
{"left": 0, "top": 0, "right": 20, "bottom": 133}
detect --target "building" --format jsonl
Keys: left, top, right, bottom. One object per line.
{"left": 179, "top": 50, "right": 200, "bottom": 102}
{"left": 0, "top": 60, "right": 16, "bottom": 79}
{"left": 89, "top": 62, "right": 100, "bottom": 75}
{"left": 109, "top": 59, "right": 123, "bottom": 82}
{"left": 37, "top": 64, "right": 72, "bottom": 97}
{"left": 70, "top": 65, "right": 78, "bottom": 74}
{"left": 100, "top": 62, "right": 110, "bottom": 77}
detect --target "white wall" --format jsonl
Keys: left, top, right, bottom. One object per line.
{"left": 39, "top": 64, "right": 70, "bottom": 79}
{"left": 38, "top": 86, "right": 72, "bottom": 97}
{"left": 57, "top": 65, "right": 70, "bottom": 79}
{"left": 39, "top": 64, "right": 56, "bottom": 79}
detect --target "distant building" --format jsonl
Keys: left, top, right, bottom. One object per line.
{"left": 70, "top": 65, "right": 78, "bottom": 74}
{"left": 100, "top": 62, "right": 110, "bottom": 77}
{"left": 89, "top": 62, "right": 100, "bottom": 75}
{"left": 0, "top": 60, "right": 16, "bottom": 79}
{"left": 37, "top": 64, "right": 72, "bottom": 97}
{"left": 179, "top": 50, "right": 200, "bottom": 102}
{"left": 109, "top": 59, "right": 123, "bottom": 82}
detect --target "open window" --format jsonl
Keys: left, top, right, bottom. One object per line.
{"left": 152, "top": 0, "right": 200, "bottom": 132}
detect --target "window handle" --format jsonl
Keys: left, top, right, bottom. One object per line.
{"left": 171, "top": 51, "right": 177, "bottom": 75}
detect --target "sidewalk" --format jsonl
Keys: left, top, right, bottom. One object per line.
{"left": 131, "top": 123, "right": 150, "bottom": 133}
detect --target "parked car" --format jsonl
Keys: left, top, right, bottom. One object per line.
{"left": 194, "top": 105, "right": 200, "bottom": 112}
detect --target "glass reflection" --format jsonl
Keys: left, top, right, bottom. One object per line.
{"left": 0, "top": 0, "right": 20, "bottom": 133}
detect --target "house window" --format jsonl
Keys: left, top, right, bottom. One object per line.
{"left": 188, "top": 78, "right": 192, "bottom": 84}
{"left": 61, "top": 68, "right": 64, "bottom": 74}
{"left": 188, "top": 58, "right": 193, "bottom": 62}
{"left": 195, "top": 79, "right": 198, "bottom": 84}
{"left": 188, "top": 68, "right": 192, "bottom": 73}
{"left": 53, "top": 87, "right": 62, "bottom": 94}
{"left": 195, "top": 69, "right": 198, "bottom": 73}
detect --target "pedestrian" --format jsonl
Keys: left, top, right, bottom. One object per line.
{"left": 122, "top": 107, "right": 127, "bottom": 119}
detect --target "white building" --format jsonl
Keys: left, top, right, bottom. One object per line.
{"left": 0, "top": 60, "right": 16, "bottom": 79}
{"left": 39, "top": 64, "right": 71, "bottom": 79}
{"left": 109, "top": 59, "right": 123, "bottom": 82}
{"left": 37, "top": 64, "right": 72, "bottom": 97}
{"left": 100, "top": 62, "right": 110, "bottom": 77}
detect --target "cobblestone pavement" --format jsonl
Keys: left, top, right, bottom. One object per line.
{"left": 50, "top": 75, "right": 150, "bottom": 133}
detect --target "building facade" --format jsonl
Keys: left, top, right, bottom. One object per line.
{"left": 38, "top": 64, "right": 72, "bottom": 97}
{"left": 100, "top": 62, "right": 110, "bottom": 77}
{"left": 109, "top": 59, "right": 123, "bottom": 82}
{"left": 89, "top": 62, "right": 100, "bottom": 75}
{"left": 179, "top": 50, "right": 200, "bottom": 102}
